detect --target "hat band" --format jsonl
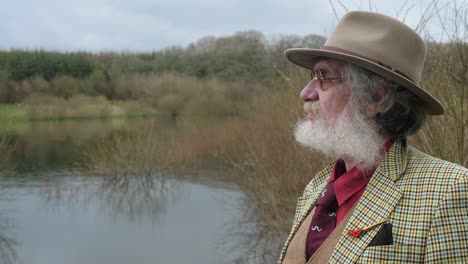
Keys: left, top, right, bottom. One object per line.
{"left": 321, "top": 45, "right": 415, "bottom": 84}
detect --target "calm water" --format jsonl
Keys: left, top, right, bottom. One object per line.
{"left": 0, "top": 119, "right": 263, "bottom": 264}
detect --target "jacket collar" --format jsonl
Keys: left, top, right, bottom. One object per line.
{"left": 293, "top": 165, "right": 331, "bottom": 228}
{"left": 280, "top": 140, "right": 408, "bottom": 263}
{"left": 293, "top": 139, "right": 407, "bottom": 227}
{"left": 329, "top": 139, "right": 407, "bottom": 262}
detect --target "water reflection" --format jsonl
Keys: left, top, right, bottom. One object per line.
{"left": 0, "top": 196, "right": 19, "bottom": 264}
{"left": 35, "top": 168, "right": 181, "bottom": 224}
{"left": 7, "top": 119, "right": 141, "bottom": 172}
{"left": 0, "top": 138, "right": 19, "bottom": 264}
{"left": 217, "top": 195, "right": 285, "bottom": 264}
{"left": 0, "top": 119, "right": 276, "bottom": 263}
{"left": 3, "top": 171, "right": 246, "bottom": 264}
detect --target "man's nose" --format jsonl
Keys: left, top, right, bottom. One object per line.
{"left": 300, "top": 80, "right": 319, "bottom": 101}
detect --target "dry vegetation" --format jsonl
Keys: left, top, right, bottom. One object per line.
{"left": 14, "top": 1, "right": 463, "bottom": 262}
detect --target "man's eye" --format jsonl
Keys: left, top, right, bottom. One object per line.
{"left": 317, "top": 70, "right": 328, "bottom": 78}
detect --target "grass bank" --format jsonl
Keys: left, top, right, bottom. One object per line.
{"left": 86, "top": 48, "right": 467, "bottom": 240}
{"left": 0, "top": 96, "right": 157, "bottom": 122}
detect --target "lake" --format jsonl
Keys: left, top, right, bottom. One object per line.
{"left": 0, "top": 119, "right": 279, "bottom": 264}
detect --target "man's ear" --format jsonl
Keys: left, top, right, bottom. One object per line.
{"left": 365, "top": 84, "right": 390, "bottom": 117}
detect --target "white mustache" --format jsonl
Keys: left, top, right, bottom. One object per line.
{"left": 303, "top": 102, "right": 320, "bottom": 115}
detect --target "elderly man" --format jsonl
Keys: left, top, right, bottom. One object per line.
{"left": 279, "top": 11, "right": 467, "bottom": 264}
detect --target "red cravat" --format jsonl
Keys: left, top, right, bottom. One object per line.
{"left": 306, "top": 180, "right": 338, "bottom": 260}
{"left": 305, "top": 139, "right": 395, "bottom": 260}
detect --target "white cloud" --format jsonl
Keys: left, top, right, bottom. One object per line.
{"left": 0, "top": 0, "right": 463, "bottom": 52}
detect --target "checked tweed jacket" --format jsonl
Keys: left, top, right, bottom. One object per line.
{"left": 279, "top": 140, "right": 468, "bottom": 263}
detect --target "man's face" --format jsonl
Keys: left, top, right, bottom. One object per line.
{"left": 294, "top": 58, "right": 385, "bottom": 169}
{"left": 300, "top": 58, "right": 351, "bottom": 125}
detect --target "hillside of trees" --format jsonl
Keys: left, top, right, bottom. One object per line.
{"left": 0, "top": 31, "right": 326, "bottom": 104}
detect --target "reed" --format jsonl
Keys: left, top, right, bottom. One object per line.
{"left": 409, "top": 3, "right": 468, "bottom": 167}
{"left": 0, "top": 137, "right": 15, "bottom": 171}
{"left": 17, "top": 94, "right": 156, "bottom": 121}
{"left": 86, "top": 5, "right": 468, "bottom": 261}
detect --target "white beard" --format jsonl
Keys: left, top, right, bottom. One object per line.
{"left": 294, "top": 101, "right": 385, "bottom": 170}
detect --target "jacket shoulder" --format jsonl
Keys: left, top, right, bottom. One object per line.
{"left": 406, "top": 148, "right": 468, "bottom": 263}
{"left": 402, "top": 146, "right": 467, "bottom": 189}
{"left": 407, "top": 146, "right": 468, "bottom": 176}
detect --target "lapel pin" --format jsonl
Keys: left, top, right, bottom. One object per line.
{"left": 348, "top": 220, "right": 387, "bottom": 238}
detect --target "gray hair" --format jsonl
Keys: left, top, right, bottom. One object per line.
{"left": 343, "top": 64, "right": 428, "bottom": 139}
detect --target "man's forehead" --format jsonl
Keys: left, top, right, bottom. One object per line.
{"left": 313, "top": 58, "right": 347, "bottom": 73}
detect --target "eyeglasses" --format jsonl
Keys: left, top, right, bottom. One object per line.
{"left": 310, "top": 70, "right": 346, "bottom": 89}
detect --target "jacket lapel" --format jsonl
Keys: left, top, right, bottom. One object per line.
{"left": 292, "top": 168, "right": 330, "bottom": 232}
{"left": 287, "top": 165, "right": 332, "bottom": 249}
{"left": 329, "top": 140, "right": 408, "bottom": 263}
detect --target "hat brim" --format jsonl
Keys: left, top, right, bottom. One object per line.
{"left": 285, "top": 48, "right": 445, "bottom": 115}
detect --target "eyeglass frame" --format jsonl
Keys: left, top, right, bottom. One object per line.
{"left": 310, "top": 69, "right": 347, "bottom": 89}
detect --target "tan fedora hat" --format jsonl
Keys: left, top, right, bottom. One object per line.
{"left": 285, "top": 11, "right": 445, "bottom": 115}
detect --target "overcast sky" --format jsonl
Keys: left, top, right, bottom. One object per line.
{"left": 0, "top": 0, "right": 463, "bottom": 52}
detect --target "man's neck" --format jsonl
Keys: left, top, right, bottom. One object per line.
{"left": 343, "top": 159, "right": 358, "bottom": 172}
{"left": 342, "top": 136, "right": 393, "bottom": 171}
